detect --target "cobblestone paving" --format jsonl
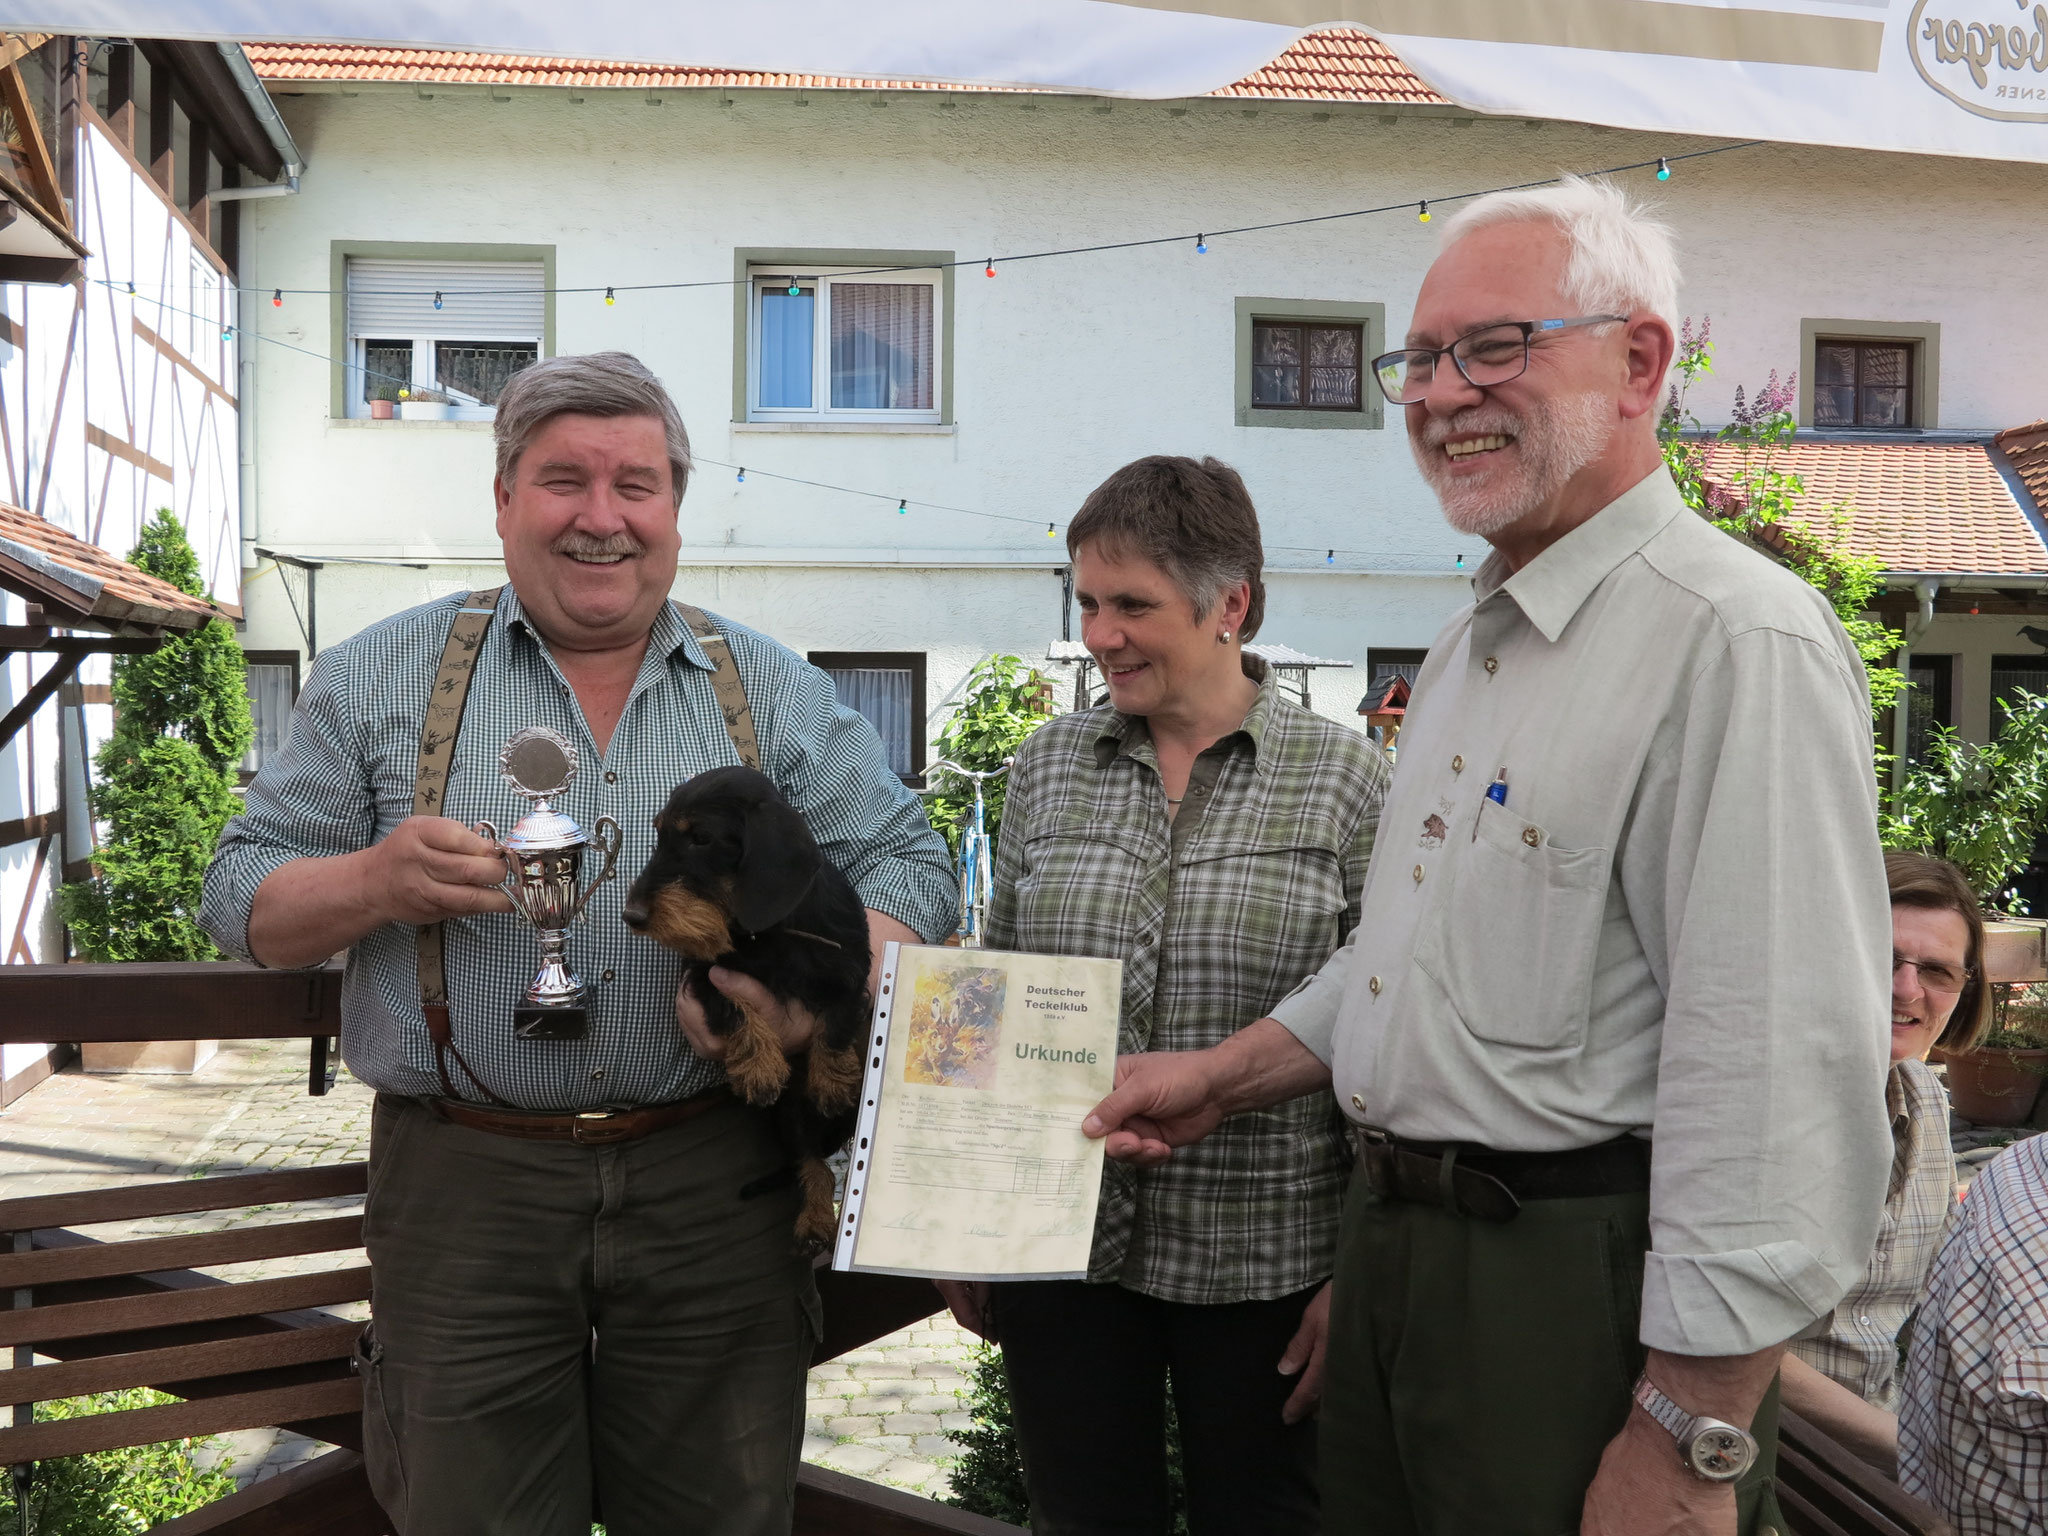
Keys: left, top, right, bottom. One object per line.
{"left": 0, "top": 1039, "right": 979, "bottom": 1500}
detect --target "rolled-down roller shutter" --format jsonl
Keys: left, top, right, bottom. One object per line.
{"left": 346, "top": 258, "right": 545, "bottom": 340}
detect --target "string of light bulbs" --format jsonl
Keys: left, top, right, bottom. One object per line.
{"left": 94, "top": 278, "right": 1485, "bottom": 570}
{"left": 114, "top": 140, "right": 1755, "bottom": 304}
{"left": 101, "top": 139, "right": 1741, "bottom": 569}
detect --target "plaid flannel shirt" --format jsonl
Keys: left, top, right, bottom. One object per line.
{"left": 1788, "top": 1058, "right": 1957, "bottom": 1409}
{"left": 201, "top": 588, "right": 954, "bottom": 1110}
{"left": 1900, "top": 1133, "right": 2048, "bottom": 1536}
{"left": 985, "top": 662, "right": 1389, "bottom": 1304}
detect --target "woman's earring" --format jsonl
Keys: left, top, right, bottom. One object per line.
{"left": 1219, "top": 630, "right": 1233, "bottom": 644}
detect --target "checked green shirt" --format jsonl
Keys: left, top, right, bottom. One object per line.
{"left": 986, "top": 660, "right": 1389, "bottom": 1304}
{"left": 201, "top": 588, "right": 954, "bottom": 1111}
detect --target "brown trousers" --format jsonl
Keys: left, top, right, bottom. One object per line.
{"left": 359, "top": 1093, "right": 819, "bottom": 1536}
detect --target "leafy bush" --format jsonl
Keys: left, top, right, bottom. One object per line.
{"left": 945, "top": 1341, "right": 1188, "bottom": 1533}
{"left": 945, "top": 1343, "right": 1031, "bottom": 1525}
{"left": 0, "top": 1389, "right": 238, "bottom": 1533}
{"left": 925, "top": 656, "right": 1057, "bottom": 857}
{"left": 57, "top": 511, "right": 253, "bottom": 961}
{"left": 1881, "top": 692, "right": 2048, "bottom": 911}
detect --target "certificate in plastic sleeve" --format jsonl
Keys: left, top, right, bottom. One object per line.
{"left": 832, "top": 942, "right": 1123, "bottom": 1281}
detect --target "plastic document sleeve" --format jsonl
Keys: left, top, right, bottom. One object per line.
{"left": 832, "top": 942, "right": 1123, "bottom": 1281}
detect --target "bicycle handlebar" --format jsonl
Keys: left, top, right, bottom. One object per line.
{"left": 926, "top": 758, "right": 1012, "bottom": 786}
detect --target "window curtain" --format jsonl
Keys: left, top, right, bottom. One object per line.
{"left": 760, "top": 288, "right": 815, "bottom": 408}
{"left": 242, "top": 664, "right": 299, "bottom": 773}
{"left": 828, "top": 667, "right": 914, "bottom": 776}
{"left": 831, "top": 284, "right": 933, "bottom": 410}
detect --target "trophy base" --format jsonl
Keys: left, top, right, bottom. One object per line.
{"left": 514, "top": 1003, "right": 589, "bottom": 1041}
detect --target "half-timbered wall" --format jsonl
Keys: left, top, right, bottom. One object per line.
{"left": 0, "top": 105, "right": 239, "bottom": 1082}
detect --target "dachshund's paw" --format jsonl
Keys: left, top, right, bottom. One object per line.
{"left": 725, "top": 1005, "right": 792, "bottom": 1106}
{"left": 806, "top": 1042, "right": 864, "bottom": 1115}
{"left": 794, "top": 1158, "right": 838, "bottom": 1254}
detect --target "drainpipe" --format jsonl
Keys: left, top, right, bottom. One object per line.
{"left": 1890, "top": 576, "right": 1942, "bottom": 800}
{"left": 212, "top": 44, "right": 304, "bottom": 199}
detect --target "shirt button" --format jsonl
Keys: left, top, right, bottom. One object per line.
{"left": 602, "top": 969, "right": 616, "bottom": 982}
{"left": 1858, "top": 1315, "right": 1872, "bottom": 1327}
{"left": 1412, "top": 863, "right": 1424, "bottom": 883}
{"left": 1452, "top": 755, "right": 1464, "bottom": 773}
{"left": 1522, "top": 826, "right": 1541, "bottom": 848}
{"left": 605, "top": 771, "right": 618, "bottom": 784}
{"left": 590, "top": 1067, "right": 607, "bottom": 1081}
{"left": 1350, "top": 1093, "right": 1366, "bottom": 1112}
{"left": 1368, "top": 975, "right": 1382, "bottom": 995}
{"left": 1483, "top": 656, "right": 1499, "bottom": 674}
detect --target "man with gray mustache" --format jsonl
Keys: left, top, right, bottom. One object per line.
{"left": 1083, "top": 178, "right": 1891, "bottom": 1535}
{"left": 202, "top": 352, "right": 954, "bottom": 1535}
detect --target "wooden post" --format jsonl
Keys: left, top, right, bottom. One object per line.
{"left": 147, "top": 57, "right": 172, "bottom": 194}
{"left": 186, "top": 115, "right": 210, "bottom": 230}
{"left": 106, "top": 40, "right": 133, "bottom": 147}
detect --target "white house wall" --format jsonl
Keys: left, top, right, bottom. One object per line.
{"left": 0, "top": 112, "right": 242, "bottom": 992}
{"left": 236, "top": 87, "right": 2048, "bottom": 725}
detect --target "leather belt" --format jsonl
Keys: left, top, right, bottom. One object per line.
{"left": 430, "top": 1089, "right": 728, "bottom": 1146}
{"left": 1354, "top": 1129, "right": 1651, "bottom": 1223}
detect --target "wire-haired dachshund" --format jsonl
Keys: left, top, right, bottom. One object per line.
{"left": 620, "top": 765, "right": 870, "bottom": 1251}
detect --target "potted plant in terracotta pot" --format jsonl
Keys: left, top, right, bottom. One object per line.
{"left": 367, "top": 382, "right": 399, "bottom": 420}
{"left": 1942, "top": 983, "right": 2048, "bottom": 1126}
{"left": 1886, "top": 690, "right": 2048, "bottom": 1121}
{"left": 398, "top": 386, "right": 457, "bottom": 422}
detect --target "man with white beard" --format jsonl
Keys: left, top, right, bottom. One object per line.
{"left": 1080, "top": 178, "right": 1892, "bottom": 1536}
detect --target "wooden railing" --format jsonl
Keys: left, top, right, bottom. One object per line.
{"left": 0, "top": 963, "right": 1956, "bottom": 1535}
{"left": 2, "top": 962, "right": 1020, "bottom": 1534}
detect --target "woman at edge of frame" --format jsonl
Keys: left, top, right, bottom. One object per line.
{"left": 937, "top": 455, "right": 1391, "bottom": 1535}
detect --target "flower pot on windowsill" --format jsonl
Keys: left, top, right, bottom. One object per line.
{"left": 400, "top": 399, "right": 456, "bottom": 422}
{"left": 1935, "top": 1044, "right": 2048, "bottom": 1127}
{"left": 369, "top": 398, "right": 395, "bottom": 419}
{"left": 1982, "top": 918, "right": 2048, "bottom": 984}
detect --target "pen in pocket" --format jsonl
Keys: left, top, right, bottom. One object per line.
{"left": 1473, "top": 769, "right": 1508, "bottom": 841}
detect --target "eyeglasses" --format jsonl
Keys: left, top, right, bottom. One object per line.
{"left": 1893, "top": 952, "right": 1973, "bottom": 995}
{"left": 1371, "top": 315, "right": 1629, "bottom": 405}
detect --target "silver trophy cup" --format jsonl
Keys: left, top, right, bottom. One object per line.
{"left": 478, "top": 727, "right": 623, "bottom": 1041}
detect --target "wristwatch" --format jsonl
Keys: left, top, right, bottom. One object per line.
{"left": 1631, "top": 1375, "right": 1758, "bottom": 1483}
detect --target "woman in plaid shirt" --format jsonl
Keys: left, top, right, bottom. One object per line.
{"left": 937, "top": 456, "right": 1389, "bottom": 1535}
{"left": 1781, "top": 852, "right": 1988, "bottom": 1474}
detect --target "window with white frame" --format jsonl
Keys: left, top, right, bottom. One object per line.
{"left": 346, "top": 257, "right": 544, "bottom": 419}
{"left": 749, "top": 266, "right": 941, "bottom": 423}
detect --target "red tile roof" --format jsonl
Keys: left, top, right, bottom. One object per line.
{"left": 1998, "top": 420, "right": 2048, "bottom": 526}
{"left": 0, "top": 503, "right": 220, "bottom": 631}
{"left": 1697, "top": 438, "right": 2048, "bottom": 576}
{"left": 244, "top": 29, "right": 1448, "bottom": 104}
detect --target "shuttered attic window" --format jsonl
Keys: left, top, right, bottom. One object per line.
{"left": 346, "top": 257, "right": 545, "bottom": 418}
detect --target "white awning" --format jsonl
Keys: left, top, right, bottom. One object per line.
{"left": 7, "top": 1, "right": 2044, "bottom": 163}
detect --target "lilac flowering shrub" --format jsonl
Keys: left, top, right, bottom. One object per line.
{"left": 1659, "top": 316, "right": 1905, "bottom": 738}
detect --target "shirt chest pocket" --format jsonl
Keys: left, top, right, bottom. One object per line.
{"left": 1014, "top": 824, "right": 1160, "bottom": 959}
{"left": 1176, "top": 833, "right": 1349, "bottom": 992}
{"left": 1414, "top": 806, "right": 1609, "bottom": 1051}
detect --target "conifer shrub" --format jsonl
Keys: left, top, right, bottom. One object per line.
{"left": 57, "top": 511, "right": 252, "bottom": 961}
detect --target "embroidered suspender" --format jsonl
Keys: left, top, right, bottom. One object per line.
{"left": 671, "top": 602, "right": 762, "bottom": 770}
{"left": 415, "top": 588, "right": 506, "bottom": 1104}
{"left": 413, "top": 593, "right": 759, "bottom": 1101}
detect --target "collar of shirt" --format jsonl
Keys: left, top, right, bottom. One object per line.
{"left": 1473, "top": 466, "right": 1690, "bottom": 644}
{"left": 498, "top": 586, "right": 713, "bottom": 691}
{"left": 1089, "top": 654, "right": 1276, "bottom": 771}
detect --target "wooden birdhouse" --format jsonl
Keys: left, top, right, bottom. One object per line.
{"left": 1358, "top": 674, "right": 1411, "bottom": 755}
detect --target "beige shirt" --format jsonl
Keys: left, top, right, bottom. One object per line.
{"left": 1790, "top": 1058, "right": 1956, "bottom": 1410}
{"left": 1271, "top": 466, "right": 1892, "bottom": 1357}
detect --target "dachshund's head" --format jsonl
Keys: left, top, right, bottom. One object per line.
{"left": 621, "top": 766, "right": 822, "bottom": 958}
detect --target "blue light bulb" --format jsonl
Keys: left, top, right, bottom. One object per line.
{"left": 1196, "top": 234, "right": 1208, "bottom": 254}
{"left": 1657, "top": 157, "right": 1671, "bottom": 181}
